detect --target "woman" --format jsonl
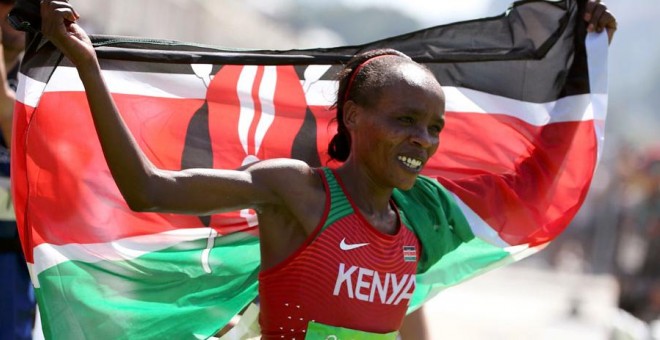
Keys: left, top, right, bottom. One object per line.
{"left": 42, "top": 2, "right": 443, "bottom": 338}
{"left": 39, "top": 1, "right": 616, "bottom": 339}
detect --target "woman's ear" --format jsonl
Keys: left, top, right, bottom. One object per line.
{"left": 343, "top": 100, "right": 360, "bottom": 131}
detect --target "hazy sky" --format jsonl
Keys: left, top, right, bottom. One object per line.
{"left": 338, "top": 0, "right": 513, "bottom": 25}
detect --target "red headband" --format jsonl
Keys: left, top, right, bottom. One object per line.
{"left": 343, "top": 54, "right": 392, "bottom": 103}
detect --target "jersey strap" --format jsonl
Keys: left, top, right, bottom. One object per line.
{"left": 318, "top": 167, "right": 353, "bottom": 230}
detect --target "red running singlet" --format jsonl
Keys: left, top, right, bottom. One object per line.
{"left": 258, "top": 168, "right": 420, "bottom": 339}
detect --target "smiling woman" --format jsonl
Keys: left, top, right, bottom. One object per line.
{"left": 18, "top": 0, "right": 618, "bottom": 338}
{"left": 39, "top": 0, "right": 452, "bottom": 336}
{"left": 332, "top": 51, "right": 445, "bottom": 189}
{"left": 257, "top": 51, "right": 445, "bottom": 337}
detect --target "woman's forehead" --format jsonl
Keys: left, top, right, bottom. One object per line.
{"left": 394, "top": 63, "right": 436, "bottom": 86}
{"left": 379, "top": 64, "right": 443, "bottom": 99}
{"left": 372, "top": 77, "right": 445, "bottom": 115}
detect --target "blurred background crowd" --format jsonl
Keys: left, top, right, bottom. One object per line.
{"left": 2, "top": 0, "right": 658, "bottom": 339}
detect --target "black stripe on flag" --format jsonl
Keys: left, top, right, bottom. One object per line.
{"left": 19, "top": 0, "right": 589, "bottom": 103}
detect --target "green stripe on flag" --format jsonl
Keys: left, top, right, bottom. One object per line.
{"left": 35, "top": 233, "right": 260, "bottom": 340}
{"left": 393, "top": 175, "right": 514, "bottom": 312}
{"left": 410, "top": 237, "right": 513, "bottom": 310}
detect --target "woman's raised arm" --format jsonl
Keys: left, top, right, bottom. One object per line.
{"left": 39, "top": 0, "right": 309, "bottom": 215}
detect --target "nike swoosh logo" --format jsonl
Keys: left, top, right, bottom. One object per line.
{"left": 339, "top": 238, "right": 369, "bottom": 251}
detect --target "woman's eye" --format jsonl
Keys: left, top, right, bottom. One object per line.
{"left": 398, "top": 116, "right": 414, "bottom": 124}
{"left": 428, "top": 125, "right": 442, "bottom": 135}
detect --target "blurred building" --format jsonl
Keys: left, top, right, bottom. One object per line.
{"left": 70, "top": 0, "right": 300, "bottom": 49}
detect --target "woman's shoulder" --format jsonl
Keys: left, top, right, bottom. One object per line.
{"left": 247, "top": 158, "right": 325, "bottom": 195}
{"left": 246, "top": 158, "right": 315, "bottom": 177}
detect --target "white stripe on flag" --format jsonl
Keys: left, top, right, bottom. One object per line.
{"left": 443, "top": 88, "right": 607, "bottom": 125}
{"left": 254, "top": 66, "right": 277, "bottom": 155}
{"left": 33, "top": 66, "right": 605, "bottom": 127}
{"left": 585, "top": 32, "right": 609, "bottom": 161}
{"left": 301, "top": 65, "right": 334, "bottom": 106}
{"left": 17, "top": 73, "right": 47, "bottom": 108}
{"left": 451, "top": 193, "right": 511, "bottom": 248}
{"left": 302, "top": 79, "right": 337, "bottom": 107}
{"left": 44, "top": 67, "right": 209, "bottom": 99}
{"left": 300, "top": 74, "right": 606, "bottom": 126}
{"left": 237, "top": 66, "right": 258, "bottom": 155}
{"left": 30, "top": 228, "right": 219, "bottom": 288}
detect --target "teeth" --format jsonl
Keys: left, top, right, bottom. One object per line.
{"left": 397, "top": 156, "right": 422, "bottom": 169}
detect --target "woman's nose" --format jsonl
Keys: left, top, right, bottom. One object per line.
{"left": 410, "top": 126, "right": 435, "bottom": 148}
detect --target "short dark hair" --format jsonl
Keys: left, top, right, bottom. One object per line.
{"left": 0, "top": 0, "right": 15, "bottom": 5}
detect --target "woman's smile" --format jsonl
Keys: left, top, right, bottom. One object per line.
{"left": 397, "top": 155, "right": 423, "bottom": 171}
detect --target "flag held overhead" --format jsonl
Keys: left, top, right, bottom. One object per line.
{"left": 12, "top": 0, "right": 608, "bottom": 338}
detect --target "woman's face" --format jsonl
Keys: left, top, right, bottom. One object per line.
{"left": 346, "top": 63, "right": 445, "bottom": 190}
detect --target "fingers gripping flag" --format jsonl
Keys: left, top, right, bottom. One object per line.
{"left": 12, "top": 0, "right": 609, "bottom": 338}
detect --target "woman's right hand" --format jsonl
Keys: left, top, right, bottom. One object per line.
{"left": 40, "top": 0, "right": 96, "bottom": 67}
{"left": 584, "top": 0, "right": 617, "bottom": 43}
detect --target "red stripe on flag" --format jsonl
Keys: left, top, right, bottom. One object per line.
{"left": 424, "top": 111, "right": 597, "bottom": 246}
{"left": 12, "top": 101, "right": 34, "bottom": 261}
{"left": 206, "top": 65, "right": 245, "bottom": 169}
{"left": 17, "top": 66, "right": 310, "bottom": 249}
{"left": 15, "top": 77, "right": 596, "bottom": 255}
{"left": 19, "top": 92, "right": 224, "bottom": 248}
{"left": 263, "top": 66, "right": 309, "bottom": 160}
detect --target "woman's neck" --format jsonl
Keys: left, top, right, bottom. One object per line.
{"left": 335, "top": 161, "right": 393, "bottom": 216}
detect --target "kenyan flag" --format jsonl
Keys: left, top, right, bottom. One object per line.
{"left": 11, "top": 0, "right": 609, "bottom": 338}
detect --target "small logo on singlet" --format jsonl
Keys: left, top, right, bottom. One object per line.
{"left": 403, "top": 246, "right": 417, "bottom": 262}
{"left": 339, "top": 238, "right": 369, "bottom": 251}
